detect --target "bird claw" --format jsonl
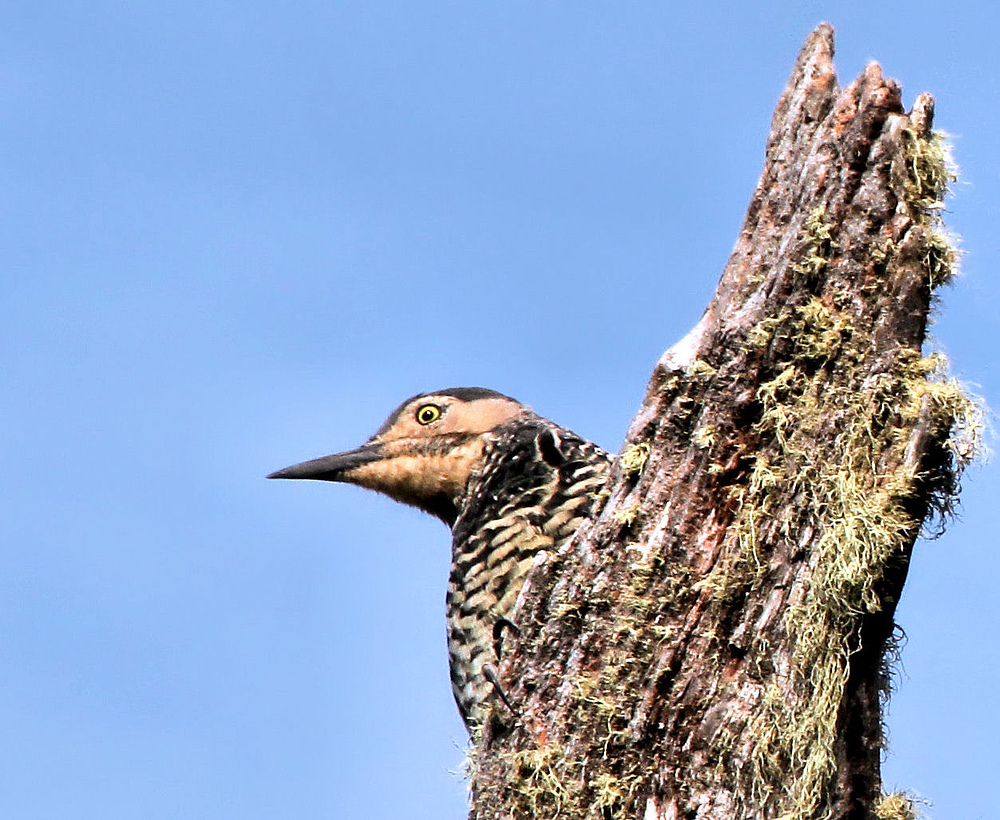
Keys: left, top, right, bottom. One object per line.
{"left": 483, "top": 663, "right": 518, "bottom": 716}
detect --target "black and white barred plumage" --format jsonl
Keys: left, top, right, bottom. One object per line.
{"left": 269, "top": 388, "right": 611, "bottom": 727}
{"left": 447, "top": 417, "right": 610, "bottom": 724}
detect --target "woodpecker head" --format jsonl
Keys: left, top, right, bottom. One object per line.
{"left": 268, "top": 388, "right": 531, "bottom": 525}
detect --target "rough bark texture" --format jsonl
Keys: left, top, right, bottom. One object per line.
{"left": 467, "top": 25, "right": 977, "bottom": 820}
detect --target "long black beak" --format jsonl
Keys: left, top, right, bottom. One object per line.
{"left": 267, "top": 443, "right": 385, "bottom": 481}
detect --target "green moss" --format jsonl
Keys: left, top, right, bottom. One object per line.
{"left": 922, "top": 228, "right": 959, "bottom": 287}
{"left": 796, "top": 298, "right": 854, "bottom": 362}
{"left": 724, "top": 126, "right": 982, "bottom": 812}
{"left": 499, "top": 743, "right": 575, "bottom": 817}
{"left": 794, "top": 206, "right": 835, "bottom": 277}
{"left": 689, "top": 358, "right": 719, "bottom": 379}
{"left": 747, "top": 315, "right": 785, "bottom": 351}
{"left": 692, "top": 425, "right": 717, "bottom": 449}
{"left": 901, "top": 126, "right": 961, "bottom": 292}
{"left": 590, "top": 772, "right": 627, "bottom": 813}
{"left": 875, "top": 791, "right": 922, "bottom": 820}
{"left": 901, "top": 127, "right": 957, "bottom": 211}
{"left": 619, "top": 442, "right": 652, "bottom": 476}
{"left": 735, "top": 334, "right": 984, "bottom": 818}
{"left": 720, "top": 121, "right": 974, "bottom": 820}
{"left": 611, "top": 501, "right": 641, "bottom": 527}
{"left": 467, "top": 117, "right": 979, "bottom": 820}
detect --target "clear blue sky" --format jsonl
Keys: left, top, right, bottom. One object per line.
{"left": 3, "top": 3, "right": 997, "bottom": 818}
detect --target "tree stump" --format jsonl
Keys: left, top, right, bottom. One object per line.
{"left": 467, "top": 24, "right": 981, "bottom": 820}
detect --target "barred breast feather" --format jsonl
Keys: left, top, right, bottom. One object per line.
{"left": 447, "top": 419, "right": 611, "bottom": 726}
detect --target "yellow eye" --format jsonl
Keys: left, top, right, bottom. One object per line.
{"left": 415, "top": 404, "right": 442, "bottom": 425}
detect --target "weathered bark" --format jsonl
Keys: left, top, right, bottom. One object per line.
{"left": 467, "top": 24, "right": 978, "bottom": 820}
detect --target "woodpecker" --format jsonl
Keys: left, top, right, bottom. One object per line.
{"left": 268, "top": 387, "right": 611, "bottom": 727}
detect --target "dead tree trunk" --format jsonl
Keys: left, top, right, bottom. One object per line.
{"left": 467, "top": 24, "right": 980, "bottom": 820}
